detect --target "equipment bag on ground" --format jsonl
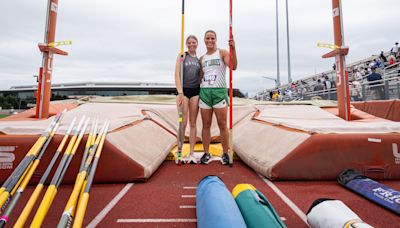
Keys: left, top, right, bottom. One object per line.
{"left": 196, "top": 176, "right": 246, "bottom": 228}
{"left": 232, "top": 184, "right": 286, "bottom": 228}
{"left": 307, "top": 198, "right": 373, "bottom": 228}
{"left": 338, "top": 169, "right": 400, "bottom": 215}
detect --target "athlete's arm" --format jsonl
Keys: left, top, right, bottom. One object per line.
{"left": 174, "top": 53, "right": 184, "bottom": 106}
{"left": 221, "top": 38, "right": 237, "bottom": 70}
{"left": 199, "top": 56, "right": 204, "bottom": 82}
{"left": 174, "top": 54, "right": 184, "bottom": 94}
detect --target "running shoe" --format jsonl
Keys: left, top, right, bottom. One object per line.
{"left": 221, "top": 153, "right": 230, "bottom": 165}
{"left": 200, "top": 152, "right": 212, "bottom": 164}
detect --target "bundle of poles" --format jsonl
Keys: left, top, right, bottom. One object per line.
{"left": 0, "top": 111, "right": 110, "bottom": 228}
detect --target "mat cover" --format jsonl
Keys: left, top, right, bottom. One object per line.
{"left": 307, "top": 198, "right": 373, "bottom": 228}
{"left": 196, "top": 176, "right": 246, "bottom": 228}
{"left": 232, "top": 184, "right": 286, "bottom": 228}
{"left": 338, "top": 169, "right": 400, "bottom": 215}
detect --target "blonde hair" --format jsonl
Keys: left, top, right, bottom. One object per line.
{"left": 186, "top": 35, "right": 198, "bottom": 44}
{"left": 204, "top": 30, "right": 217, "bottom": 39}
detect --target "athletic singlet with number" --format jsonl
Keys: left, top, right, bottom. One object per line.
{"left": 183, "top": 52, "right": 201, "bottom": 88}
{"left": 201, "top": 49, "right": 226, "bottom": 88}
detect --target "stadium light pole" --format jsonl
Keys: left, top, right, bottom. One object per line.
{"left": 285, "top": 0, "right": 292, "bottom": 84}
{"left": 275, "top": 0, "right": 281, "bottom": 87}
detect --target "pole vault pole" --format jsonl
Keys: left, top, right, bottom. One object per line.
{"left": 322, "top": 0, "right": 350, "bottom": 120}
{"left": 228, "top": 0, "right": 233, "bottom": 166}
{"left": 176, "top": 0, "right": 185, "bottom": 165}
{"left": 36, "top": 0, "right": 68, "bottom": 119}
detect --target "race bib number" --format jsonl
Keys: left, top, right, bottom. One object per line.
{"left": 204, "top": 75, "right": 217, "bottom": 85}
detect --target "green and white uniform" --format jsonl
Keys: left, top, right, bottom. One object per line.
{"left": 200, "top": 49, "right": 229, "bottom": 109}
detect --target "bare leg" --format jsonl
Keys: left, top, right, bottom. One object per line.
{"left": 188, "top": 96, "right": 199, "bottom": 154}
{"left": 214, "top": 107, "right": 228, "bottom": 154}
{"left": 182, "top": 97, "right": 189, "bottom": 144}
{"left": 201, "top": 108, "right": 213, "bottom": 154}
{"left": 176, "top": 96, "right": 189, "bottom": 148}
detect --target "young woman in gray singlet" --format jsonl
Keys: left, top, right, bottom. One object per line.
{"left": 174, "top": 35, "right": 201, "bottom": 163}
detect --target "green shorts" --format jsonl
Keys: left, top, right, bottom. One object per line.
{"left": 199, "top": 88, "right": 229, "bottom": 109}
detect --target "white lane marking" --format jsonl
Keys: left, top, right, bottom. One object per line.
{"left": 183, "top": 186, "right": 197, "bottom": 190}
{"left": 117, "top": 219, "right": 197, "bottom": 223}
{"left": 182, "top": 195, "right": 196, "bottom": 198}
{"left": 259, "top": 174, "right": 309, "bottom": 226}
{"left": 368, "top": 138, "right": 381, "bottom": 143}
{"left": 86, "top": 183, "right": 134, "bottom": 228}
{"left": 281, "top": 217, "right": 286, "bottom": 221}
{"left": 180, "top": 205, "right": 196, "bottom": 209}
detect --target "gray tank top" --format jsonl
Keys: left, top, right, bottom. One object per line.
{"left": 183, "top": 52, "right": 201, "bottom": 88}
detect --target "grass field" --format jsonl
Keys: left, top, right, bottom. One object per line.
{"left": 0, "top": 114, "right": 9, "bottom": 118}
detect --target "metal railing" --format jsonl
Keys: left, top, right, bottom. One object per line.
{"left": 300, "top": 69, "right": 400, "bottom": 101}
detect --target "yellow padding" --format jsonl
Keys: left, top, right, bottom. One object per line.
{"left": 232, "top": 184, "right": 256, "bottom": 199}
{"left": 169, "top": 143, "right": 223, "bottom": 159}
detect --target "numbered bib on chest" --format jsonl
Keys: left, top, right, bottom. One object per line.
{"left": 204, "top": 75, "right": 217, "bottom": 85}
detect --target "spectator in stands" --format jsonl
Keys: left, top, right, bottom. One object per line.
{"left": 388, "top": 55, "right": 396, "bottom": 65}
{"left": 313, "top": 79, "right": 325, "bottom": 93}
{"left": 354, "top": 69, "right": 363, "bottom": 81}
{"left": 391, "top": 42, "right": 398, "bottom": 57}
{"left": 350, "top": 81, "right": 362, "bottom": 101}
{"left": 286, "top": 89, "right": 293, "bottom": 99}
{"left": 367, "top": 66, "right": 384, "bottom": 100}
{"left": 272, "top": 91, "right": 279, "bottom": 101}
{"left": 324, "top": 76, "right": 332, "bottom": 100}
{"left": 380, "top": 51, "right": 388, "bottom": 65}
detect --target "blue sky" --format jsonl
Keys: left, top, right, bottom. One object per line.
{"left": 0, "top": 0, "right": 398, "bottom": 96}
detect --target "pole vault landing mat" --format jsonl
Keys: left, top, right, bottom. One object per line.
{"left": 3, "top": 161, "right": 399, "bottom": 227}
{"left": 1, "top": 99, "right": 400, "bottom": 184}
{"left": 234, "top": 104, "right": 400, "bottom": 180}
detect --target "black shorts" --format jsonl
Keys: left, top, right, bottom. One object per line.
{"left": 183, "top": 87, "right": 200, "bottom": 99}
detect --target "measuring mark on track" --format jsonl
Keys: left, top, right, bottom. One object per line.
{"left": 183, "top": 186, "right": 197, "bottom": 190}
{"left": 87, "top": 183, "right": 134, "bottom": 228}
{"left": 259, "top": 174, "right": 309, "bottom": 226}
{"left": 117, "top": 218, "right": 197, "bottom": 223}
{"left": 180, "top": 205, "right": 196, "bottom": 209}
{"left": 182, "top": 195, "right": 196, "bottom": 198}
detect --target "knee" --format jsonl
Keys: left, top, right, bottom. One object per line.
{"left": 217, "top": 120, "right": 227, "bottom": 130}
{"left": 202, "top": 122, "right": 211, "bottom": 130}
{"left": 189, "top": 121, "right": 196, "bottom": 129}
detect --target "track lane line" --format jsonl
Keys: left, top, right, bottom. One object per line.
{"left": 259, "top": 174, "right": 309, "bottom": 226}
{"left": 86, "top": 183, "right": 134, "bottom": 228}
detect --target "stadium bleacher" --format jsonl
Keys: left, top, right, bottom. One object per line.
{"left": 256, "top": 50, "right": 400, "bottom": 102}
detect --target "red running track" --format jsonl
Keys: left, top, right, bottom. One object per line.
{"left": 5, "top": 161, "right": 400, "bottom": 227}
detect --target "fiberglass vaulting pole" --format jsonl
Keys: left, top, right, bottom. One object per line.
{"left": 0, "top": 121, "right": 61, "bottom": 228}
{"left": 228, "top": 0, "right": 233, "bottom": 166}
{"left": 14, "top": 118, "right": 76, "bottom": 228}
{"left": 0, "top": 111, "right": 63, "bottom": 210}
{"left": 36, "top": 0, "right": 68, "bottom": 119}
{"left": 176, "top": 0, "right": 185, "bottom": 165}
{"left": 322, "top": 0, "right": 350, "bottom": 120}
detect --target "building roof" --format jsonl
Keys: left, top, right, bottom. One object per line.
{"left": 3, "top": 82, "right": 176, "bottom": 92}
